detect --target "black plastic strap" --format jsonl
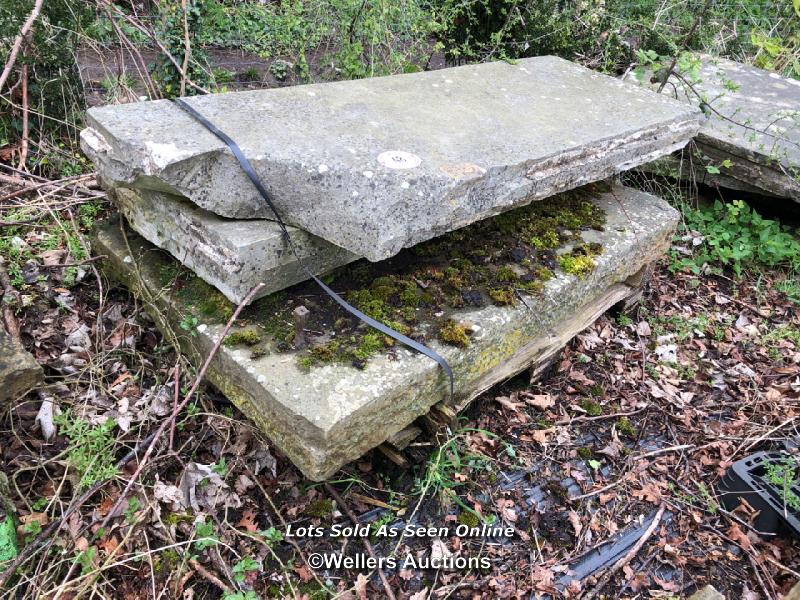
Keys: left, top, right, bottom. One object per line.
{"left": 173, "top": 98, "right": 454, "bottom": 400}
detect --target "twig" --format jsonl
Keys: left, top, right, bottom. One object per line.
{"left": 656, "top": 0, "right": 715, "bottom": 93}
{"left": 0, "top": 256, "right": 21, "bottom": 343}
{"left": 42, "top": 255, "right": 107, "bottom": 269}
{"left": 97, "top": 0, "right": 210, "bottom": 95}
{"left": 0, "top": 173, "right": 97, "bottom": 204}
{"left": 569, "top": 478, "right": 621, "bottom": 502}
{"left": 179, "top": 0, "right": 190, "bottom": 97}
{"left": 748, "top": 550, "right": 775, "bottom": 600}
{"left": 582, "top": 503, "right": 666, "bottom": 600}
{"left": 17, "top": 64, "right": 28, "bottom": 170}
{"left": 96, "top": 283, "right": 265, "bottom": 532}
{"left": 737, "top": 416, "right": 798, "bottom": 456}
{"left": 188, "top": 558, "right": 230, "bottom": 593}
{"left": 324, "top": 483, "right": 397, "bottom": 600}
{"left": 554, "top": 408, "right": 644, "bottom": 426}
{"left": 0, "top": 0, "right": 43, "bottom": 93}
{"left": 169, "top": 363, "right": 180, "bottom": 450}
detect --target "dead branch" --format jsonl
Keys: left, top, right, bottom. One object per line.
{"left": 0, "top": 256, "right": 21, "bottom": 343}
{"left": 0, "top": 0, "right": 43, "bottom": 93}
{"left": 582, "top": 504, "right": 666, "bottom": 600}
{"left": 0, "top": 173, "right": 98, "bottom": 204}
{"left": 17, "top": 64, "right": 29, "bottom": 170}
{"left": 324, "top": 483, "right": 398, "bottom": 600}
{"left": 656, "top": 0, "right": 715, "bottom": 93}
{"left": 180, "top": 0, "right": 190, "bottom": 97}
{"left": 41, "top": 255, "right": 107, "bottom": 269}
{"left": 97, "top": 0, "right": 210, "bottom": 96}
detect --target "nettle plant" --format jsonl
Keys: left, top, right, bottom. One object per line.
{"left": 673, "top": 199, "right": 800, "bottom": 277}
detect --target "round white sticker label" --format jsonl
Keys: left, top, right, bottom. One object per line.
{"left": 377, "top": 150, "right": 422, "bottom": 170}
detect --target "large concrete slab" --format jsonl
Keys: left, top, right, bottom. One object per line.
{"left": 82, "top": 56, "right": 700, "bottom": 261}
{"left": 92, "top": 185, "right": 679, "bottom": 480}
{"left": 113, "top": 186, "right": 358, "bottom": 304}
{"left": 627, "top": 55, "right": 800, "bottom": 201}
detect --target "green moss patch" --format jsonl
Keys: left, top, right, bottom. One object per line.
{"left": 223, "top": 329, "right": 261, "bottom": 347}
{"left": 558, "top": 242, "right": 604, "bottom": 278}
{"left": 438, "top": 319, "right": 472, "bottom": 348}
{"left": 150, "top": 184, "right": 608, "bottom": 371}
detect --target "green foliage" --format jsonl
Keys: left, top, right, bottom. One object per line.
{"left": 764, "top": 456, "right": 800, "bottom": 512}
{"left": 222, "top": 592, "right": 258, "bottom": 600}
{"left": 232, "top": 555, "right": 261, "bottom": 583}
{"left": 151, "top": 0, "right": 214, "bottom": 96}
{"left": 124, "top": 496, "right": 142, "bottom": 524}
{"left": 0, "top": 0, "right": 94, "bottom": 174}
{"left": 194, "top": 519, "right": 219, "bottom": 550}
{"left": 195, "top": 0, "right": 436, "bottom": 80}
{"left": 674, "top": 200, "right": 800, "bottom": 276}
{"left": 73, "top": 547, "right": 97, "bottom": 575}
{"left": 0, "top": 514, "right": 17, "bottom": 563}
{"left": 258, "top": 527, "right": 284, "bottom": 546}
{"left": 53, "top": 412, "right": 119, "bottom": 489}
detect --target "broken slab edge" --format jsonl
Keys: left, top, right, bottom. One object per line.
{"left": 112, "top": 185, "right": 359, "bottom": 303}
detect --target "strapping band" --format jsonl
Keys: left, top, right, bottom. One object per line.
{"left": 173, "top": 98, "right": 454, "bottom": 401}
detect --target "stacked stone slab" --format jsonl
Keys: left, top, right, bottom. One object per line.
{"left": 83, "top": 55, "right": 700, "bottom": 262}
{"left": 94, "top": 186, "right": 678, "bottom": 479}
{"left": 82, "top": 56, "right": 701, "bottom": 479}
{"left": 112, "top": 187, "right": 358, "bottom": 303}
{"left": 627, "top": 55, "right": 800, "bottom": 201}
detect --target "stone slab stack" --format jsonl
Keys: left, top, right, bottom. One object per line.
{"left": 81, "top": 56, "right": 700, "bottom": 479}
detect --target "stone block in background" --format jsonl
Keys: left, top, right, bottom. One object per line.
{"left": 628, "top": 55, "right": 799, "bottom": 201}
{"left": 0, "top": 330, "right": 42, "bottom": 409}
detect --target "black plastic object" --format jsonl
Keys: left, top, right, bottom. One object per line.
{"left": 718, "top": 451, "right": 800, "bottom": 537}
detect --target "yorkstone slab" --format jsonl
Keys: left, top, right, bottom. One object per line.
{"left": 92, "top": 185, "right": 678, "bottom": 480}
{"left": 82, "top": 56, "right": 700, "bottom": 261}
{"left": 0, "top": 330, "right": 42, "bottom": 408}
{"left": 113, "top": 186, "right": 358, "bottom": 304}
{"left": 628, "top": 55, "right": 800, "bottom": 201}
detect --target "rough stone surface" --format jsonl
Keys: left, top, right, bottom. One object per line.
{"left": 687, "top": 585, "right": 725, "bottom": 600}
{"left": 0, "top": 330, "right": 43, "bottom": 407}
{"left": 113, "top": 186, "right": 358, "bottom": 304}
{"left": 82, "top": 56, "right": 700, "bottom": 261}
{"left": 628, "top": 55, "right": 800, "bottom": 201}
{"left": 93, "top": 185, "right": 678, "bottom": 480}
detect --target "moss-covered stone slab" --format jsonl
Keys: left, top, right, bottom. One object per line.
{"left": 628, "top": 55, "right": 800, "bottom": 201}
{"left": 113, "top": 186, "right": 358, "bottom": 304}
{"left": 92, "top": 185, "right": 678, "bottom": 480}
{"left": 82, "top": 56, "right": 699, "bottom": 261}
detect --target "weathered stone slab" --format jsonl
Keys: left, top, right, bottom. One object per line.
{"left": 638, "top": 153, "right": 781, "bottom": 197}
{"left": 628, "top": 55, "right": 800, "bottom": 201}
{"left": 687, "top": 585, "right": 724, "bottom": 600}
{"left": 0, "top": 330, "right": 42, "bottom": 408}
{"left": 92, "top": 185, "right": 678, "bottom": 480}
{"left": 113, "top": 186, "right": 358, "bottom": 304}
{"left": 82, "top": 56, "right": 699, "bottom": 261}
